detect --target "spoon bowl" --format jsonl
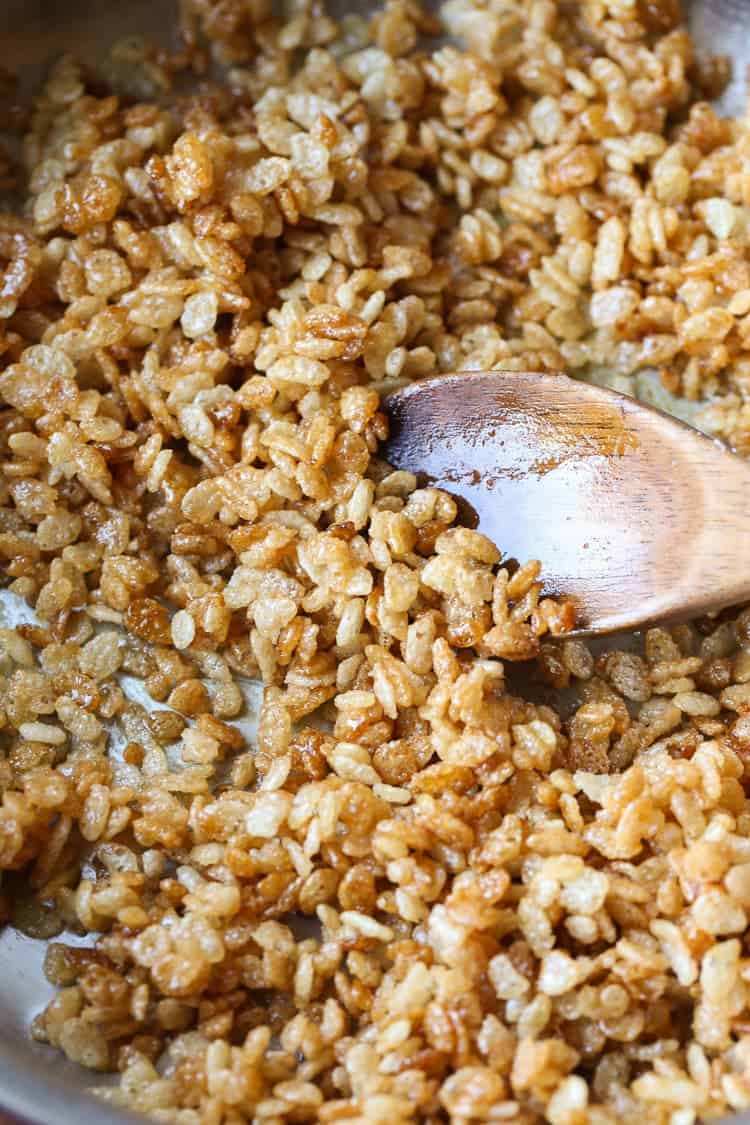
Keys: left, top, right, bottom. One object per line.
{"left": 383, "top": 371, "right": 750, "bottom": 634}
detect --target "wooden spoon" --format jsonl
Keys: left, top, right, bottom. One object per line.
{"left": 382, "top": 370, "right": 750, "bottom": 635}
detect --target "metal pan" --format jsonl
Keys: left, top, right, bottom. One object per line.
{"left": 1, "top": 0, "right": 750, "bottom": 1122}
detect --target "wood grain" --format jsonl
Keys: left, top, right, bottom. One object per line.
{"left": 384, "top": 370, "right": 750, "bottom": 634}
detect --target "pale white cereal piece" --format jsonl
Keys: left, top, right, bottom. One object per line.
{"left": 260, "top": 754, "right": 291, "bottom": 791}
{"left": 181, "top": 290, "right": 218, "bottom": 338}
{"left": 84, "top": 249, "right": 132, "bottom": 298}
{"left": 673, "top": 691, "right": 721, "bottom": 717}
{"left": 253, "top": 920, "right": 295, "bottom": 954}
{"left": 378, "top": 470, "right": 418, "bottom": 499}
{"left": 421, "top": 555, "right": 489, "bottom": 601}
{"left": 589, "top": 285, "right": 640, "bottom": 327}
{"left": 327, "top": 743, "right": 379, "bottom": 786}
{"left": 651, "top": 920, "right": 698, "bottom": 986}
{"left": 347, "top": 479, "right": 375, "bottom": 530}
{"left": 573, "top": 771, "right": 617, "bottom": 804}
{"left": 384, "top": 346, "right": 406, "bottom": 378}
{"left": 372, "top": 783, "right": 411, "bottom": 805}
{"left": 439, "top": 1066, "right": 506, "bottom": 1117}
{"left": 33, "top": 185, "right": 62, "bottom": 232}
{"left": 309, "top": 202, "right": 363, "bottom": 225}
{"left": 538, "top": 949, "right": 592, "bottom": 995}
{"left": 512, "top": 720, "right": 557, "bottom": 771}
{"left": 335, "top": 689, "right": 376, "bottom": 710}
{"left": 404, "top": 615, "right": 436, "bottom": 676}
{"left": 268, "top": 355, "right": 329, "bottom": 387}
{"left": 56, "top": 698, "right": 102, "bottom": 741}
{"left": 546, "top": 1076, "right": 588, "bottom": 1125}
{"left": 8, "top": 432, "right": 47, "bottom": 460}
{"left": 19, "top": 721, "right": 66, "bottom": 745}
{"left": 386, "top": 963, "right": 434, "bottom": 1017}
{"left": 185, "top": 883, "right": 240, "bottom": 919}
{"left": 146, "top": 448, "right": 173, "bottom": 492}
{"left": 377, "top": 1019, "right": 412, "bottom": 1051}
{"left": 223, "top": 566, "right": 257, "bottom": 610}
{"left": 246, "top": 792, "right": 293, "bottom": 837}
{"left": 36, "top": 512, "right": 81, "bottom": 551}
{"left": 383, "top": 562, "right": 419, "bottom": 613}
{"left": 728, "top": 289, "right": 750, "bottom": 317}
{"left": 704, "top": 197, "right": 737, "bottom": 240}
{"left": 516, "top": 993, "right": 552, "bottom": 1039}
{"left": 336, "top": 654, "right": 363, "bottom": 691}
{"left": 488, "top": 953, "right": 530, "bottom": 1000}
{"left": 559, "top": 868, "right": 608, "bottom": 916}
{"left": 289, "top": 132, "right": 329, "bottom": 178}
{"left": 22, "top": 344, "right": 76, "bottom": 380}
{"left": 178, "top": 404, "right": 214, "bottom": 446}
{"left": 434, "top": 527, "right": 500, "bottom": 564}
{"left": 253, "top": 595, "right": 297, "bottom": 640}
{"left": 723, "top": 1075, "right": 750, "bottom": 1113}
{"left": 372, "top": 663, "right": 399, "bottom": 719}
{"left": 565, "top": 67, "right": 596, "bottom": 96}
{"left": 681, "top": 307, "right": 734, "bottom": 342}
{"left": 725, "top": 863, "right": 750, "bottom": 905}
{"left": 631, "top": 1074, "right": 707, "bottom": 1107}
{"left": 86, "top": 605, "right": 123, "bottom": 624}
{"left": 181, "top": 729, "right": 220, "bottom": 764}
{"left": 692, "top": 889, "right": 746, "bottom": 935}
{"left": 171, "top": 610, "right": 196, "bottom": 650}
{"left": 653, "top": 161, "right": 690, "bottom": 206}
{"left": 335, "top": 599, "right": 365, "bottom": 649}
{"left": 529, "top": 95, "right": 564, "bottom": 145}
{"left": 80, "top": 784, "right": 111, "bottom": 842}
{"left": 286, "top": 91, "right": 340, "bottom": 129}
{"left": 189, "top": 844, "right": 224, "bottom": 868}
{"left": 340, "top": 911, "right": 394, "bottom": 942}
{"left": 394, "top": 887, "right": 428, "bottom": 922}
{"left": 700, "top": 938, "right": 741, "bottom": 1005}
{"left": 360, "top": 290, "right": 386, "bottom": 323}
{"left": 565, "top": 914, "right": 598, "bottom": 943}
{"left": 245, "top": 156, "right": 292, "bottom": 194}
{"left": 721, "top": 683, "right": 750, "bottom": 711}
{"left": 301, "top": 251, "right": 332, "bottom": 281}
{"left": 0, "top": 629, "right": 34, "bottom": 668}
{"left": 284, "top": 838, "right": 313, "bottom": 878}
{"left": 469, "top": 149, "right": 508, "bottom": 183}
{"left": 592, "top": 217, "right": 625, "bottom": 286}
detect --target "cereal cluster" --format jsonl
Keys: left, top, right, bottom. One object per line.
{"left": 3, "top": 1, "right": 750, "bottom": 1121}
